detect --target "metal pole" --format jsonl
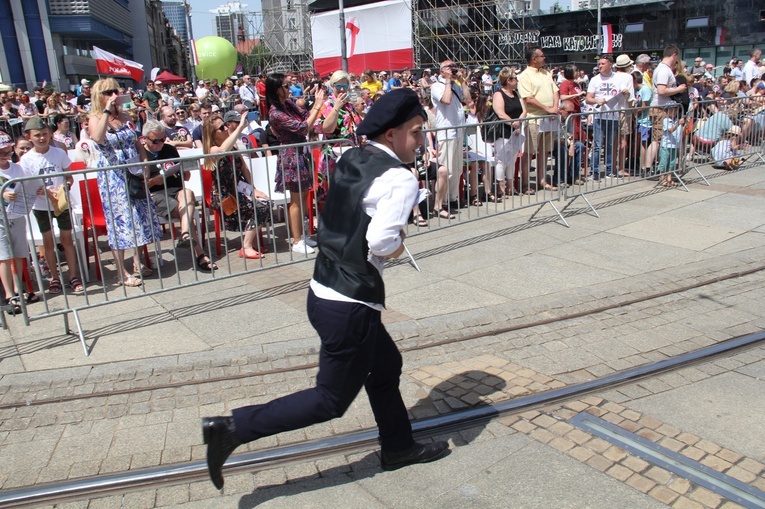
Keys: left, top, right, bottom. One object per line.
{"left": 184, "top": 0, "right": 197, "bottom": 86}
{"left": 339, "top": 0, "right": 348, "bottom": 72}
{"left": 597, "top": 0, "right": 602, "bottom": 53}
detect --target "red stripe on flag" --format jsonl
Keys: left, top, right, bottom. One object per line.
{"left": 314, "top": 48, "right": 413, "bottom": 77}
{"left": 601, "top": 24, "right": 613, "bottom": 53}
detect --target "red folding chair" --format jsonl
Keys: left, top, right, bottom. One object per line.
{"left": 79, "top": 177, "right": 151, "bottom": 280}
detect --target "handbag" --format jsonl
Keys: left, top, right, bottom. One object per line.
{"left": 220, "top": 194, "right": 238, "bottom": 216}
{"left": 126, "top": 171, "right": 146, "bottom": 200}
{"left": 482, "top": 106, "right": 501, "bottom": 144}
{"left": 52, "top": 184, "right": 69, "bottom": 217}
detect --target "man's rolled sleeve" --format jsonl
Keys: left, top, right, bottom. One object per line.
{"left": 364, "top": 168, "right": 418, "bottom": 257}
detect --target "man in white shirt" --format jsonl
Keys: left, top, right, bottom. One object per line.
{"left": 481, "top": 67, "right": 493, "bottom": 95}
{"left": 645, "top": 44, "right": 686, "bottom": 169}
{"left": 238, "top": 75, "right": 260, "bottom": 122}
{"left": 585, "top": 55, "right": 634, "bottom": 179}
{"left": 195, "top": 80, "right": 209, "bottom": 101}
{"left": 731, "top": 60, "right": 744, "bottom": 82}
{"left": 431, "top": 59, "right": 471, "bottom": 213}
{"left": 743, "top": 48, "right": 762, "bottom": 87}
{"left": 201, "top": 89, "right": 449, "bottom": 491}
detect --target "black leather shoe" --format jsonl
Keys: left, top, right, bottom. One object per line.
{"left": 380, "top": 440, "right": 450, "bottom": 471}
{"left": 202, "top": 416, "right": 241, "bottom": 489}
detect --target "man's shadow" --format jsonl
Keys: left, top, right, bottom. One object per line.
{"left": 237, "top": 370, "right": 506, "bottom": 508}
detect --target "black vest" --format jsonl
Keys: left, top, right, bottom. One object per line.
{"left": 313, "top": 145, "right": 400, "bottom": 306}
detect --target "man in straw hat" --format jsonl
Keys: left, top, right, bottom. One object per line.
{"left": 201, "top": 88, "right": 450, "bottom": 491}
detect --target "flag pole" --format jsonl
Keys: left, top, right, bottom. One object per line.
{"left": 339, "top": 0, "right": 348, "bottom": 72}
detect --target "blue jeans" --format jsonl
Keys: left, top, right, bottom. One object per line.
{"left": 591, "top": 119, "right": 618, "bottom": 177}
{"left": 553, "top": 141, "right": 585, "bottom": 183}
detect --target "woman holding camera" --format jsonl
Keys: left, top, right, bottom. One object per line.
{"left": 87, "top": 78, "right": 160, "bottom": 287}
{"left": 266, "top": 73, "right": 325, "bottom": 254}
{"left": 313, "top": 71, "right": 362, "bottom": 199}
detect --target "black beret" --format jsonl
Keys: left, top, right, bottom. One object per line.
{"left": 356, "top": 88, "right": 426, "bottom": 139}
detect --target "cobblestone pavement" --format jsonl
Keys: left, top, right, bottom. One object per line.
{"left": 1, "top": 165, "right": 764, "bottom": 507}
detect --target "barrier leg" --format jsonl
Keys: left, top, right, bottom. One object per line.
{"left": 70, "top": 308, "right": 91, "bottom": 356}
{"left": 528, "top": 199, "right": 569, "bottom": 227}
{"left": 559, "top": 194, "right": 600, "bottom": 219}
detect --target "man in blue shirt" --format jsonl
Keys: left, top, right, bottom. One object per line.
{"left": 388, "top": 71, "right": 403, "bottom": 91}
{"left": 289, "top": 76, "right": 304, "bottom": 98}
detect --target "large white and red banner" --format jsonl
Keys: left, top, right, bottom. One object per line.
{"left": 311, "top": 0, "right": 413, "bottom": 76}
{"left": 93, "top": 46, "right": 144, "bottom": 82}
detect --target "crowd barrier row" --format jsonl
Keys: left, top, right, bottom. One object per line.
{"left": 1, "top": 94, "right": 763, "bottom": 355}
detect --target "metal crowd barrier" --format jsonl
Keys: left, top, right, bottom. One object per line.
{"left": 1, "top": 96, "right": 763, "bottom": 355}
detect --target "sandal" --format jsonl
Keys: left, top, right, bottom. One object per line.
{"left": 196, "top": 253, "right": 218, "bottom": 272}
{"left": 120, "top": 275, "right": 142, "bottom": 287}
{"left": 139, "top": 266, "right": 153, "bottom": 277}
{"left": 412, "top": 214, "right": 428, "bottom": 227}
{"left": 48, "top": 278, "right": 62, "bottom": 294}
{"left": 522, "top": 188, "right": 536, "bottom": 195}
{"left": 69, "top": 277, "right": 84, "bottom": 293}
{"left": 470, "top": 196, "right": 483, "bottom": 206}
{"left": 542, "top": 183, "right": 558, "bottom": 191}
{"left": 434, "top": 208, "right": 455, "bottom": 220}
{"left": 24, "top": 292, "right": 40, "bottom": 304}
{"left": 3, "top": 297, "right": 21, "bottom": 315}
{"left": 176, "top": 232, "right": 191, "bottom": 250}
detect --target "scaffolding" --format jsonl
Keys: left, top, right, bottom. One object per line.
{"left": 236, "top": 0, "right": 314, "bottom": 74}
{"left": 412, "top": 0, "right": 533, "bottom": 70}
{"left": 237, "top": 0, "right": 543, "bottom": 74}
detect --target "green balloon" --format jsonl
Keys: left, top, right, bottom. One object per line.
{"left": 195, "top": 36, "right": 237, "bottom": 82}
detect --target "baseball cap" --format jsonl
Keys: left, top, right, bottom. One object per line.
{"left": 81, "top": 79, "right": 90, "bottom": 85}
{"left": 223, "top": 110, "right": 241, "bottom": 123}
{"left": 0, "top": 130, "right": 13, "bottom": 149}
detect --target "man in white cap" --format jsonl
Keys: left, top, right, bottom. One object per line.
{"left": 77, "top": 78, "right": 89, "bottom": 97}
{"left": 201, "top": 89, "right": 450, "bottom": 490}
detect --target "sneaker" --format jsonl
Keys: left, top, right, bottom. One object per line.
{"left": 302, "top": 235, "right": 318, "bottom": 248}
{"left": 291, "top": 239, "right": 315, "bottom": 254}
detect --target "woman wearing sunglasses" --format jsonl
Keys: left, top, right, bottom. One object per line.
{"left": 87, "top": 78, "right": 161, "bottom": 287}
{"left": 265, "top": 73, "right": 325, "bottom": 254}
{"left": 313, "top": 70, "right": 363, "bottom": 202}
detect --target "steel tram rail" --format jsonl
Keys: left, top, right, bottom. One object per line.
{"left": 1, "top": 262, "right": 764, "bottom": 412}
{"left": 1, "top": 329, "right": 764, "bottom": 508}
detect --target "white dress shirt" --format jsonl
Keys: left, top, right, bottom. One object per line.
{"left": 310, "top": 141, "right": 418, "bottom": 310}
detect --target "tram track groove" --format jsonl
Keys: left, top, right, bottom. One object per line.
{"left": 0, "top": 329, "right": 763, "bottom": 508}
{"left": 0, "top": 262, "right": 763, "bottom": 412}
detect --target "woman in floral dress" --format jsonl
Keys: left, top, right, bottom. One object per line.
{"left": 88, "top": 78, "right": 160, "bottom": 287}
{"left": 265, "top": 73, "right": 325, "bottom": 254}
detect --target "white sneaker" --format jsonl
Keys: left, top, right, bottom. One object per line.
{"left": 292, "top": 239, "right": 315, "bottom": 254}
{"left": 302, "top": 235, "right": 318, "bottom": 248}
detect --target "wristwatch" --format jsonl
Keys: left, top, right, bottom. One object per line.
{"left": 103, "top": 109, "right": 111, "bottom": 114}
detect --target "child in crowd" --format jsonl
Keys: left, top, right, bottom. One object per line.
{"left": 19, "top": 116, "right": 83, "bottom": 294}
{"left": 0, "top": 131, "right": 40, "bottom": 313}
{"left": 711, "top": 125, "right": 743, "bottom": 171}
{"left": 657, "top": 104, "right": 685, "bottom": 187}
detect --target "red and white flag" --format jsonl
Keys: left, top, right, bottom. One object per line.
{"left": 92, "top": 46, "right": 144, "bottom": 82}
{"left": 715, "top": 27, "right": 727, "bottom": 47}
{"left": 311, "top": 0, "right": 413, "bottom": 76}
{"left": 601, "top": 24, "right": 613, "bottom": 53}
{"left": 345, "top": 17, "right": 360, "bottom": 58}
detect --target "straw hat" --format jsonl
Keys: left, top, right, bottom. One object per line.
{"left": 615, "top": 54, "right": 634, "bottom": 69}
{"left": 727, "top": 126, "right": 742, "bottom": 136}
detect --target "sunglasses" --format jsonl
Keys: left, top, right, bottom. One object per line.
{"left": 218, "top": 124, "right": 227, "bottom": 132}
{"left": 103, "top": 89, "right": 119, "bottom": 96}
{"left": 147, "top": 135, "right": 166, "bottom": 143}
{"left": 334, "top": 84, "right": 349, "bottom": 90}
{"left": 282, "top": 85, "right": 290, "bottom": 90}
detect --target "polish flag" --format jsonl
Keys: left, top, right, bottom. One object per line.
{"left": 311, "top": 0, "right": 413, "bottom": 77}
{"left": 92, "top": 46, "right": 144, "bottom": 82}
{"left": 345, "top": 17, "right": 360, "bottom": 58}
{"left": 601, "top": 24, "right": 613, "bottom": 53}
{"left": 715, "top": 27, "right": 727, "bottom": 47}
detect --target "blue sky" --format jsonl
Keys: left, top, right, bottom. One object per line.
{"left": 188, "top": 0, "right": 558, "bottom": 39}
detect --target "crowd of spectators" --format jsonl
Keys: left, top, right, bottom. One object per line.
{"left": 1, "top": 44, "right": 764, "bottom": 306}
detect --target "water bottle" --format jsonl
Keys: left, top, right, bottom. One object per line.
{"left": 303, "top": 216, "right": 310, "bottom": 237}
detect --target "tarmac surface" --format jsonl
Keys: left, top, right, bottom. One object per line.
{"left": 1, "top": 162, "right": 765, "bottom": 508}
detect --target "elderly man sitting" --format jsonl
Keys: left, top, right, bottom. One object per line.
{"left": 141, "top": 120, "right": 217, "bottom": 272}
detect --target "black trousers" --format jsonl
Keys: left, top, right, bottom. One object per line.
{"left": 232, "top": 289, "right": 414, "bottom": 452}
